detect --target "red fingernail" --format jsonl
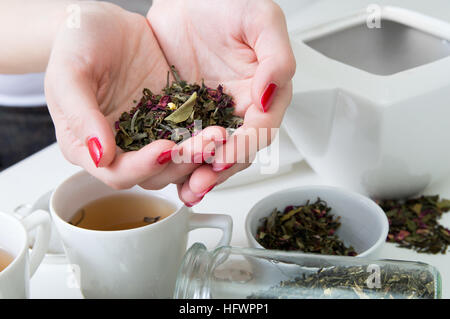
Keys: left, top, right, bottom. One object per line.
{"left": 185, "top": 199, "right": 201, "bottom": 208}
{"left": 157, "top": 149, "right": 172, "bottom": 164}
{"left": 203, "top": 150, "right": 215, "bottom": 163}
{"left": 212, "top": 163, "right": 233, "bottom": 172}
{"left": 197, "top": 184, "right": 216, "bottom": 198}
{"left": 213, "top": 137, "right": 227, "bottom": 145}
{"left": 261, "top": 83, "right": 277, "bottom": 112}
{"left": 87, "top": 137, "right": 103, "bottom": 168}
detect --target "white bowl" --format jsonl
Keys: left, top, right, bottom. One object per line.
{"left": 245, "top": 186, "right": 388, "bottom": 258}
{"left": 285, "top": 6, "right": 450, "bottom": 198}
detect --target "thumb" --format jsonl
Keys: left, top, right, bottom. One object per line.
{"left": 45, "top": 70, "right": 116, "bottom": 168}
{"left": 248, "top": 3, "right": 296, "bottom": 112}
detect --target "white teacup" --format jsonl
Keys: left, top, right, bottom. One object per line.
{"left": 0, "top": 210, "right": 51, "bottom": 298}
{"left": 50, "top": 170, "right": 233, "bottom": 298}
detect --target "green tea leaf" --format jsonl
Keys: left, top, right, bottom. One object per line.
{"left": 437, "top": 199, "right": 450, "bottom": 211}
{"left": 164, "top": 92, "right": 197, "bottom": 123}
{"left": 115, "top": 67, "right": 243, "bottom": 152}
{"left": 411, "top": 203, "right": 422, "bottom": 215}
{"left": 255, "top": 198, "right": 357, "bottom": 256}
{"left": 378, "top": 195, "right": 450, "bottom": 254}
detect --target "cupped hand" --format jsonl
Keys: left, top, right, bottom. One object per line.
{"left": 148, "top": 0, "right": 296, "bottom": 205}
{"left": 45, "top": 2, "right": 211, "bottom": 190}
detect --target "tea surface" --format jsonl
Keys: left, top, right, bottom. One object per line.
{"left": 0, "top": 248, "right": 14, "bottom": 272}
{"left": 69, "top": 194, "right": 176, "bottom": 231}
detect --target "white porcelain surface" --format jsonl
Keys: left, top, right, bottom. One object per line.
{"left": 245, "top": 186, "right": 389, "bottom": 258}
{"left": 0, "top": 211, "right": 51, "bottom": 298}
{"left": 13, "top": 190, "right": 64, "bottom": 255}
{"left": 286, "top": 6, "right": 450, "bottom": 198}
{"left": 49, "top": 170, "right": 232, "bottom": 298}
{"left": 1, "top": 145, "right": 450, "bottom": 298}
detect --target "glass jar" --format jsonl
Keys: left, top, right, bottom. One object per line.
{"left": 174, "top": 243, "right": 441, "bottom": 299}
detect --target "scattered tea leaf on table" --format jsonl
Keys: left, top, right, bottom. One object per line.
{"left": 376, "top": 195, "right": 450, "bottom": 254}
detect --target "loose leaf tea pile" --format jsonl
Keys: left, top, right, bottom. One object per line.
{"left": 115, "top": 67, "right": 243, "bottom": 151}
{"left": 256, "top": 198, "right": 357, "bottom": 256}
{"left": 376, "top": 195, "right": 450, "bottom": 254}
{"left": 247, "top": 265, "right": 436, "bottom": 299}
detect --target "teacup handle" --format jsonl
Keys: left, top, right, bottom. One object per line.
{"left": 188, "top": 212, "right": 233, "bottom": 248}
{"left": 20, "top": 209, "right": 51, "bottom": 277}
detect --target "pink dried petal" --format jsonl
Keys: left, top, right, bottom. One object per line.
{"left": 283, "top": 206, "right": 294, "bottom": 214}
{"left": 158, "top": 95, "right": 171, "bottom": 107}
{"left": 395, "top": 230, "right": 410, "bottom": 241}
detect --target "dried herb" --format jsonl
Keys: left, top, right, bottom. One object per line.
{"left": 69, "top": 209, "right": 85, "bottom": 226}
{"left": 115, "top": 66, "right": 243, "bottom": 151}
{"left": 247, "top": 264, "right": 437, "bottom": 299}
{"left": 256, "top": 198, "right": 357, "bottom": 256}
{"left": 143, "top": 216, "right": 161, "bottom": 224}
{"left": 376, "top": 195, "right": 450, "bottom": 254}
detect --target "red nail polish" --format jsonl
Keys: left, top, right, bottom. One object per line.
{"left": 198, "top": 184, "right": 216, "bottom": 198}
{"left": 185, "top": 199, "right": 201, "bottom": 207}
{"left": 213, "top": 137, "right": 227, "bottom": 145}
{"left": 157, "top": 150, "right": 172, "bottom": 164}
{"left": 212, "top": 163, "right": 233, "bottom": 172}
{"left": 87, "top": 137, "right": 103, "bottom": 168}
{"left": 261, "top": 83, "right": 277, "bottom": 112}
{"left": 203, "top": 150, "right": 215, "bottom": 163}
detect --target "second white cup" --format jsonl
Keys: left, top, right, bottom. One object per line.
{"left": 0, "top": 210, "right": 51, "bottom": 298}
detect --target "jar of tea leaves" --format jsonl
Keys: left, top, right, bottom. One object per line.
{"left": 174, "top": 243, "right": 441, "bottom": 299}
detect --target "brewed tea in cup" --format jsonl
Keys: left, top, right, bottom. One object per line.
{"left": 0, "top": 210, "right": 51, "bottom": 298}
{"left": 50, "top": 170, "right": 232, "bottom": 298}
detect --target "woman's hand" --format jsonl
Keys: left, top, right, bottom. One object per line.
{"left": 148, "top": 0, "right": 296, "bottom": 205}
{"left": 45, "top": 2, "right": 203, "bottom": 190}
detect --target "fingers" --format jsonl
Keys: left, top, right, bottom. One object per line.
{"left": 138, "top": 162, "right": 201, "bottom": 190}
{"left": 45, "top": 65, "right": 116, "bottom": 168}
{"left": 178, "top": 165, "right": 218, "bottom": 206}
{"left": 246, "top": 1, "right": 296, "bottom": 112}
{"left": 177, "top": 163, "right": 251, "bottom": 206}
{"left": 76, "top": 139, "right": 177, "bottom": 190}
{"left": 172, "top": 126, "right": 228, "bottom": 164}
{"left": 138, "top": 126, "right": 228, "bottom": 190}
{"left": 212, "top": 82, "right": 292, "bottom": 172}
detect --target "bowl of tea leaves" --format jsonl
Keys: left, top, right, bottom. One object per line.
{"left": 245, "top": 186, "right": 389, "bottom": 258}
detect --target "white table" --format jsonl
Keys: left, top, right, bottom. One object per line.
{"left": 1, "top": 143, "right": 449, "bottom": 298}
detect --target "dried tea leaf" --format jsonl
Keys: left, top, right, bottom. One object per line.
{"left": 256, "top": 198, "right": 357, "bottom": 256}
{"left": 376, "top": 195, "right": 450, "bottom": 254}
{"left": 164, "top": 91, "right": 197, "bottom": 123}
{"left": 248, "top": 264, "right": 437, "bottom": 299}
{"left": 115, "top": 66, "right": 243, "bottom": 151}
